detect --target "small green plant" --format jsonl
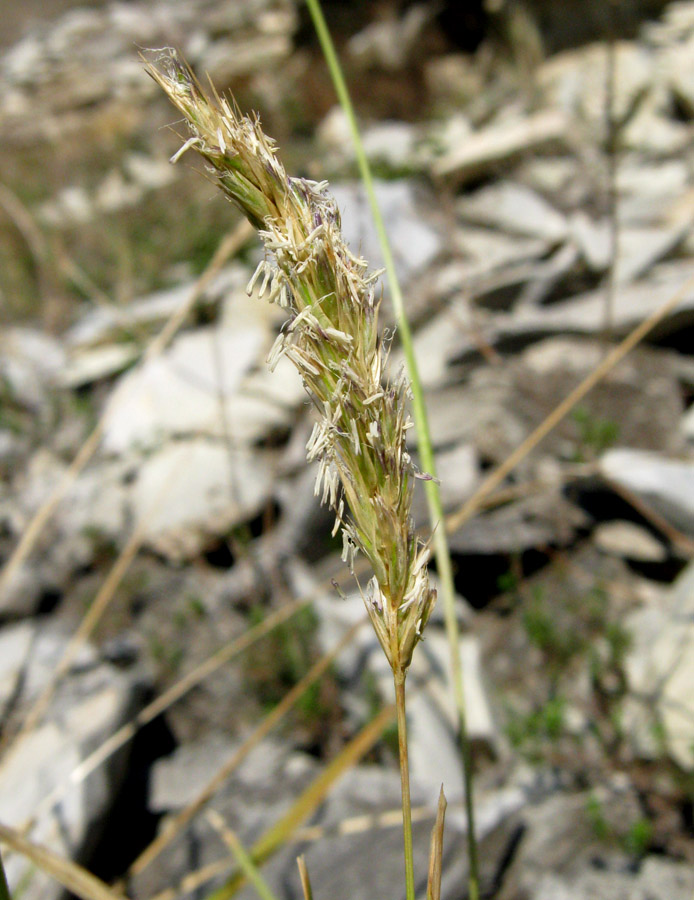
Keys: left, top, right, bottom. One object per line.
{"left": 586, "top": 793, "right": 611, "bottom": 842}
{"left": 522, "top": 586, "right": 584, "bottom": 671}
{"left": 506, "top": 696, "right": 566, "bottom": 761}
{"left": 623, "top": 817, "right": 653, "bottom": 857}
{"left": 571, "top": 405, "right": 620, "bottom": 461}
{"left": 586, "top": 794, "right": 653, "bottom": 858}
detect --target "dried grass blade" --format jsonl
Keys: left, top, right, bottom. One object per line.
{"left": 296, "top": 856, "right": 313, "bottom": 900}
{"left": 426, "top": 787, "right": 447, "bottom": 900}
{"left": 0, "top": 823, "right": 128, "bottom": 900}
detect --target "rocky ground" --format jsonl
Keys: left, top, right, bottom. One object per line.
{"left": 2, "top": 1, "right": 694, "bottom": 899}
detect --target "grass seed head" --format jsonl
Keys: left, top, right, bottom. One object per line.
{"left": 145, "top": 48, "right": 436, "bottom": 674}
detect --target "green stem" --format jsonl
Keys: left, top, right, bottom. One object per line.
{"left": 304, "top": 1, "right": 480, "bottom": 895}
{"left": 394, "top": 671, "right": 415, "bottom": 900}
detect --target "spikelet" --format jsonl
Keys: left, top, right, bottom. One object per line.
{"left": 145, "top": 49, "right": 436, "bottom": 675}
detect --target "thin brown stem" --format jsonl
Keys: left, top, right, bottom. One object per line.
{"left": 394, "top": 671, "right": 415, "bottom": 900}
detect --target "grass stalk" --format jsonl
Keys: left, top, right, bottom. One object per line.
{"left": 394, "top": 672, "right": 415, "bottom": 900}
{"left": 303, "top": 2, "right": 479, "bottom": 894}
{"left": 296, "top": 856, "right": 313, "bottom": 900}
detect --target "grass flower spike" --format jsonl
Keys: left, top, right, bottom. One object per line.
{"left": 145, "top": 49, "right": 436, "bottom": 679}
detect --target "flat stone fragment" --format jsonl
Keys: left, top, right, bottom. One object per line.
{"left": 431, "top": 109, "right": 568, "bottom": 184}
{"left": 458, "top": 181, "right": 568, "bottom": 244}
{"left": 599, "top": 448, "right": 694, "bottom": 534}
{"left": 537, "top": 41, "right": 653, "bottom": 127}
{"left": 101, "top": 323, "right": 273, "bottom": 454}
{"left": 614, "top": 224, "right": 690, "bottom": 285}
{"left": 624, "top": 559, "right": 694, "bottom": 768}
{"left": 506, "top": 260, "right": 694, "bottom": 341}
{"left": 0, "top": 327, "right": 65, "bottom": 409}
{"left": 331, "top": 180, "right": 442, "bottom": 285}
{"left": 59, "top": 343, "right": 139, "bottom": 388}
{"left": 593, "top": 520, "right": 667, "bottom": 562}
{"left": 0, "top": 623, "right": 142, "bottom": 900}
{"left": 131, "top": 439, "right": 275, "bottom": 560}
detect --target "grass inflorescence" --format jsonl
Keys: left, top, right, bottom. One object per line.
{"left": 144, "top": 49, "right": 436, "bottom": 681}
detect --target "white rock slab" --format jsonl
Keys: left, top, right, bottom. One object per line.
{"left": 593, "top": 520, "right": 667, "bottom": 563}
{"left": 131, "top": 439, "right": 274, "bottom": 559}
{"left": 0, "top": 623, "right": 140, "bottom": 900}
{"left": 0, "top": 328, "right": 66, "bottom": 409}
{"left": 624, "top": 560, "right": 694, "bottom": 768}
{"left": 458, "top": 181, "right": 568, "bottom": 244}
{"left": 599, "top": 448, "right": 694, "bottom": 534}
{"left": 331, "top": 180, "right": 441, "bottom": 284}
{"left": 101, "top": 324, "right": 269, "bottom": 454}
{"left": 431, "top": 109, "right": 567, "bottom": 183}
{"left": 506, "top": 259, "right": 694, "bottom": 340}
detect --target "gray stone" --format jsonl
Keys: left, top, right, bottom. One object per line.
{"left": 331, "top": 180, "right": 442, "bottom": 286}
{"left": 131, "top": 439, "right": 276, "bottom": 560}
{"left": 59, "top": 343, "right": 140, "bottom": 389}
{"left": 458, "top": 181, "right": 568, "bottom": 244}
{"left": 347, "top": 4, "right": 434, "bottom": 70}
{"left": 616, "top": 160, "right": 690, "bottom": 226}
{"left": 537, "top": 41, "right": 652, "bottom": 128}
{"left": 150, "top": 733, "right": 254, "bottom": 813}
{"left": 593, "top": 520, "right": 667, "bottom": 562}
{"left": 66, "top": 264, "right": 251, "bottom": 350}
{"left": 614, "top": 224, "right": 690, "bottom": 285}
{"left": 624, "top": 559, "right": 694, "bottom": 768}
{"left": 452, "top": 227, "right": 550, "bottom": 278}
{"left": 100, "top": 314, "right": 293, "bottom": 454}
{"left": 531, "top": 856, "right": 694, "bottom": 900}
{"left": 497, "top": 787, "right": 643, "bottom": 900}
{"left": 431, "top": 110, "right": 568, "bottom": 184}
{"left": 361, "top": 121, "right": 420, "bottom": 170}
{"left": 599, "top": 448, "right": 694, "bottom": 535}
{"left": 0, "top": 622, "right": 143, "bottom": 900}
{"left": 449, "top": 491, "right": 587, "bottom": 556}
{"left": 506, "top": 259, "right": 694, "bottom": 342}
{"left": 0, "top": 328, "right": 65, "bottom": 410}
{"left": 569, "top": 212, "right": 611, "bottom": 272}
